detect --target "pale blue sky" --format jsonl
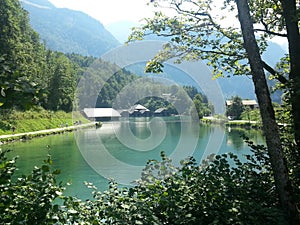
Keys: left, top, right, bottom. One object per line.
{"left": 47, "top": 0, "right": 287, "bottom": 49}
{"left": 48, "top": 0, "right": 155, "bottom": 25}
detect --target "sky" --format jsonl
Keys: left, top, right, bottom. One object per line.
{"left": 47, "top": 0, "right": 288, "bottom": 50}
{"left": 48, "top": 0, "right": 156, "bottom": 25}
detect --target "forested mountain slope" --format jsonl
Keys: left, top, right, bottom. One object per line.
{"left": 21, "top": 0, "right": 120, "bottom": 56}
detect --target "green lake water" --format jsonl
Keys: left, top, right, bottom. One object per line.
{"left": 4, "top": 117, "right": 265, "bottom": 199}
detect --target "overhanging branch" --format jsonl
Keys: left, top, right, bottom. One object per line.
{"left": 254, "top": 28, "right": 287, "bottom": 37}
{"left": 262, "top": 60, "right": 288, "bottom": 84}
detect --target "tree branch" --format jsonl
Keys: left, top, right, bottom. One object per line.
{"left": 254, "top": 28, "right": 287, "bottom": 37}
{"left": 262, "top": 60, "right": 288, "bottom": 84}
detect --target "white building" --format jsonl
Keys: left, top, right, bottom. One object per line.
{"left": 225, "top": 100, "right": 259, "bottom": 110}
{"left": 83, "top": 108, "right": 121, "bottom": 121}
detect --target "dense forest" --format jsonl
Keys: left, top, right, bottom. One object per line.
{"left": 21, "top": 0, "right": 120, "bottom": 56}
{"left": 0, "top": 0, "right": 78, "bottom": 111}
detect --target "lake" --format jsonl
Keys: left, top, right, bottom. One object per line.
{"left": 4, "top": 117, "right": 264, "bottom": 199}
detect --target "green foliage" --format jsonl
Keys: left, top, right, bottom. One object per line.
{"left": 119, "top": 149, "right": 285, "bottom": 225}
{"left": 128, "top": 1, "right": 257, "bottom": 77}
{"left": 274, "top": 100, "right": 300, "bottom": 206}
{"left": 0, "top": 0, "right": 214, "bottom": 115}
{"left": 22, "top": 0, "right": 120, "bottom": 57}
{"left": 132, "top": 85, "right": 211, "bottom": 116}
{"left": 56, "top": 147, "right": 286, "bottom": 224}
{"left": 128, "top": 4, "right": 300, "bottom": 222}
{"left": 241, "top": 108, "right": 261, "bottom": 122}
{"left": 0, "top": 67, "right": 38, "bottom": 109}
{"left": 183, "top": 86, "right": 205, "bottom": 101}
{"left": 66, "top": 53, "right": 96, "bottom": 68}
{"left": 0, "top": 142, "right": 290, "bottom": 224}
{"left": 0, "top": 0, "right": 121, "bottom": 112}
{"left": 226, "top": 96, "right": 245, "bottom": 120}
{"left": 240, "top": 103, "right": 292, "bottom": 124}
{"left": 0, "top": 107, "right": 89, "bottom": 135}
{"left": 97, "top": 68, "right": 137, "bottom": 108}
{"left": 0, "top": 0, "right": 45, "bottom": 109}
{"left": 0, "top": 149, "right": 64, "bottom": 224}
{"left": 0, "top": 0, "right": 79, "bottom": 111}
{"left": 45, "top": 52, "right": 77, "bottom": 112}
{"left": 138, "top": 96, "right": 170, "bottom": 111}
{"left": 192, "top": 93, "right": 212, "bottom": 119}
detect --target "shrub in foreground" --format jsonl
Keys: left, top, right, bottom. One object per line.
{"left": 0, "top": 144, "right": 288, "bottom": 224}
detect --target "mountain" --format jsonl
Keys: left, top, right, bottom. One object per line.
{"left": 106, "top": 21, "right": 139, "bottom": 44}
{"left": 21, "top": 0, "right": 286, "bottom": 102}
{"left": 218, "top": 41, "right": 285, "bottom": 99}
{"left": 107, "top": 20, "right": 286, "bottom": 101}
{"left": 21, "top": 0, "right": 120, "bottom": 56}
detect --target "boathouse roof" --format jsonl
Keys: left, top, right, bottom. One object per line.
{"left": 83, "top": 108, "right": 121, "bottom": 118}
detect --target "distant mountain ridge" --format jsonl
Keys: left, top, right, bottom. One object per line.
{"left": 106, "top": 21, "right": 139, "bottom": 44}
{"left": 106, "top": 20, "right": 285, "bottom": 101}
{"left": 22, "top": 0, "right": 286, "bottom": 101}
{"left": 21, "top": 0, "right": 120, "bottom": 56}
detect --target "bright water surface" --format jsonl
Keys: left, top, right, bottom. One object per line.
{"left": 5, "top": 117, "right": 264, "bottom": 199}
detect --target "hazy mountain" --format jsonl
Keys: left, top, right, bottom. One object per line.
{"left": 217, "top": 41, "right": 286, "bottom": 100}
{"left": 107, "top": 20, "right": 286, "bottom": 101}
{"left": 106, "top": 21, "right": 139, "bottom": 44}
{"left": 21, "top": 0, "right": 120, "bottom": 56}
{"left": 21, "top": 0, "right": 286, "bottom": 102}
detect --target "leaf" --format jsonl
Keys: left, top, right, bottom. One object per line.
{"left": 0, "top": 88, "right": 5, "bottom": 97}
{"left": 53, "top": 169, "right": 61, "bottom": 175}
{"left": 68, "top": 209, "right": 78, "bottom": 214}
{"left": 42, "top": 165, "right": 49, "bottom": 172}
{"left": 55, "top": 191, "right": 63, "bottom": 196}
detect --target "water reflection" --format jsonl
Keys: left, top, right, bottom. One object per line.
{"left": 5, "top": 119, "right": 265, "bottom": 198}
{"left": 226, "top": 127, "right": 265, "bottom": 150}
{"left": 75, "top": 117, "right": 200, "bottom": 185}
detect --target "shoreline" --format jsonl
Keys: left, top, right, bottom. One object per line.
{"left": 201, "top": 116, "right": 262, "bottom": 129}
{"left": 0, "top": 122, "right": 96, "bottom": 145}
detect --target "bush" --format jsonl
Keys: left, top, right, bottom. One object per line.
{"left": 0, "top": 143, "right": 288, "bottom": 224}
{"left": 100, "top": 148, "right": 286, "bottom": 225}
{"left": 61, "top": 146, "right": 287, "bottom": 224}
{"left": 0, "top": 149, "right": 64, "bottom": 224}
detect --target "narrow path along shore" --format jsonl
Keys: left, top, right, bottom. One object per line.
{"left": 203, "top": 116, "right": 258, "bottom": 124}
{"left": 0, "top": 122, "right": 96, "bottom": 141}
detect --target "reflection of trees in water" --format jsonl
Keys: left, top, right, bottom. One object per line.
{"left": 199, "top": 124, "right": 214, "bottom": 139}
{"left": 226, "top": 127, "right": 265, "bottom": 151}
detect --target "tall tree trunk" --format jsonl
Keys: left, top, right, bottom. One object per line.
{"left": 235, "top": 0, "right": 299, "bottom": 224}
{"left": 280, "top": 0, "right": 300, "bottom": 148}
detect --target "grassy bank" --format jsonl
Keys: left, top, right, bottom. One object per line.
{"left": 201, "top": 116, "right": 262, "bottom": 129}
{"left": 0, "top": 107, "right": 90, "bottom": 135}
{"left": 0, "top": 123, "right": 95, "bottom": 144}
{"left": 225, "top": 120, "right": 262, "bottom": 129}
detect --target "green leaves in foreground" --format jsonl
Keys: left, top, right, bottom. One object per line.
{"left": 0, "top": 150, "right": 64, "bottom": 225}
{"left": 0, "top": 146, "right": 288, "bottom": 224}
{"left": 60, "top": 147, "right": 287, "bottom": 225}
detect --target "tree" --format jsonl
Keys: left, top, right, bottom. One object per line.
{"left": 128, "top": 0, "right": 300, "bottom": 223}
{"left": 0, "top": 0, "right": 45, "bottom": 109}
{"left": 226, "top": 96, "right": 244, "bottom": 120}
{"left": 183, "top": 85, "right": 198, "bottom": 99}
{"left": 47, "top": 52, "right": 77, "bottom": 112}
{"left": 236, "top": 1, "right": 298, "bottom": 223}
{"left": 192, "top": 93, "right": 211, "bottom": 119}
